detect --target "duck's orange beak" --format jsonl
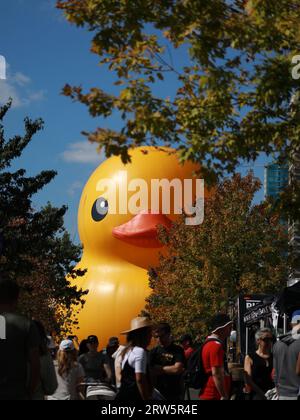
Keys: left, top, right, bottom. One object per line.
{"left": 112, "top": 211, "right": 173, "bottom": 248}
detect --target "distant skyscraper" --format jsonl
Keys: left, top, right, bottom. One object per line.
{"left": 264, "top": 162, "right": 295, "bottom": 286}
{"left": 264, "top": 163, "right": 289, "bottom": 200}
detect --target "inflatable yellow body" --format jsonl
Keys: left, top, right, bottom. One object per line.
{"left": 74, "top": 147, "right": 204, "bottom": 345}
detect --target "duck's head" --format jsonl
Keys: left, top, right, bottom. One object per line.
{"left": 78, "top": 147, "right": 207, "bottom": 269}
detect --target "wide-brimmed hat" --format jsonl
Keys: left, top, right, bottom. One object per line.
{"left": 210, "top": 314, "right": 233, "bottom": 334}
{"left": 121, "top": 317, "right": 152, "bottom": 335}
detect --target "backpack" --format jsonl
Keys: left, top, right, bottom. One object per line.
{"left": 184, "top": 338, "right": 223, "bottom": 391}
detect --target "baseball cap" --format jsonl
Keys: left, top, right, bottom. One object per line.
{"left": 292, "top": 310, "right": 300, "bottom": 324}
{"left": 59, "top": 339, "right": 75, "bottom": 352}
{"left": 210, "top": 314, "right": 233, "bottom": 334}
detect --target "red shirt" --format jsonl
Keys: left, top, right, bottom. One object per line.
{"left": 199, "top": 339, "right": 225, "bottom": 400}
{"left": 184, "top": 346, "right": 194, "bottom": 360}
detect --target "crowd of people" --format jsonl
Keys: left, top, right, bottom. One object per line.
{"left": 0, "top": 276, "right": 300, "bottom": 401}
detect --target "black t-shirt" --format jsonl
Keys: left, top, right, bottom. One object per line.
{"left": 78, "top": 351, "right": 109, "bottom": 381}
{"left": 0, "top": 312, "right": 40, "bottom": 400}
{"left": 150, "top": 343, "right": 185, "bottom": 400}
{"left": 250, "top": 352, "right": 274, "bottom": 394}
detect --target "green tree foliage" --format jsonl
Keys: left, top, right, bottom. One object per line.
{"left": 0, "top": 101, "right": 87, "bottom": 334}
{"left": 144, "top": 173, "right": 288, "bottom": 338}
{"left": 57, "top": 1, "right": 300, "bottom": 174}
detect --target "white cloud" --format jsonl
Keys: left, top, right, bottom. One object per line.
{"left": 68, "top": 181, "right": 84, "bottom": 197}
{"left": 27, "top": 90, "right": 46, "bottom": 103}
{"left": 0, "top": 67, "right": 45, "bottom": 108}
{"left": 14, "top": 72, "right": 31, "bottom": 86}
{"left": 0, "top": 81, "right": 22, "bottom": 107}
{"left": 61, "top": 141, "right": 105, "bottom": 164}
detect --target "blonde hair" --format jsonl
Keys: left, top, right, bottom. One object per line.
{"left": 57, "top": 349, "right": 78, "bottom": 378}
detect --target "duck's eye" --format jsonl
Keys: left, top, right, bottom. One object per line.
{"left": 92, "top": 197, "right": 109, "bottom": 222}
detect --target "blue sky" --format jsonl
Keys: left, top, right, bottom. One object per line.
{"left": 0, "top": 0, "right": 268, "bottom": 243}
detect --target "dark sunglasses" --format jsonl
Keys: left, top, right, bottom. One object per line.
{"left": 261, "top": 337, "right": 273, "bottom": 343}
{"left": 153, "top": 333, "right": 167, "bottom": 339}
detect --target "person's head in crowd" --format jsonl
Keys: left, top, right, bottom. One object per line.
{"left": 255, "top": 328, "right": 274, "bottom": 353}
{"left": 121, "top": 317, "right": 152, "bottom": 352}
{"left": 78, "top": 339, "right": 89, "bottom": 357}
{"left": 210, "top": 314, "right": 233, "bottom": 341}
{"left": 86, "top": 335, "right": 99, "bottom": 353}
{"left": 0, "top": 275, "right": 20, "bottom": 310}
{"left": 32, "top": 320, "right": 49, "bottom": 356}
{"left": 153, "top": 322, "right": 172, "bottom": 348}
{"left": 67, "top": 335, "right": 79, "bottom": 344}
{"left": 106, "top": 337, "right": 120, "bottom": 356}
{"left": 57, "top": 339, "right": 77, "bottom": 377}
{"left": 179, "top": 334, "right": 193, "bottom": 350}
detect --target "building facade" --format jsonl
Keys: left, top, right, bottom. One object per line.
{"left": 264, "top": 163, "right": 289, "bottom": 200}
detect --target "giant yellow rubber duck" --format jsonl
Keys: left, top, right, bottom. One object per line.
{"left": 73, "top": 147, "right": 208, "bottom": 345}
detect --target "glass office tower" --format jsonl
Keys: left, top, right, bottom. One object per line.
{"left": 264, "top": 163, "right": 289, "bottom": 200}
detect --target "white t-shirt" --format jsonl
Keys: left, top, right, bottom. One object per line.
{"left": 121, "top": 346, "right": 148, "bottom": 374}
{"left": 48, "top": 361, "right": 84, "bottom": 400}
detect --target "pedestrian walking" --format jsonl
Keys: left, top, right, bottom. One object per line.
{"left": 0, "top": 276, "right": 40, "bottom": 400}
{"left": 179, "top": 334, "right": 194, "bottom": 360}
{"left": 150, "top": 322, "right": 185, "bottom": 400}
{"left": 199, "top": 314, "right": 233, "bottom": 401}
{"left": 31, "top": 320, "right": 58, "bottom": 400}
{"left": 115, "top": 317, "right": 153, "bottom": 401}
{"left": 273, "top": 310, "right": 300, "bottom": 400}
{"left": 244, "top": 328, "right": 274, "bottom": 400}
{"left": 78, "top": 335, "right": 112, "bottom": 382}
{"left": 48, "top": 340, "right": 84, "bottom": 400}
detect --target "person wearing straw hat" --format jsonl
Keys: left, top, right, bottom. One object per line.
{"left": 115, "top": 317, "right": 153, "bottom": 401}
